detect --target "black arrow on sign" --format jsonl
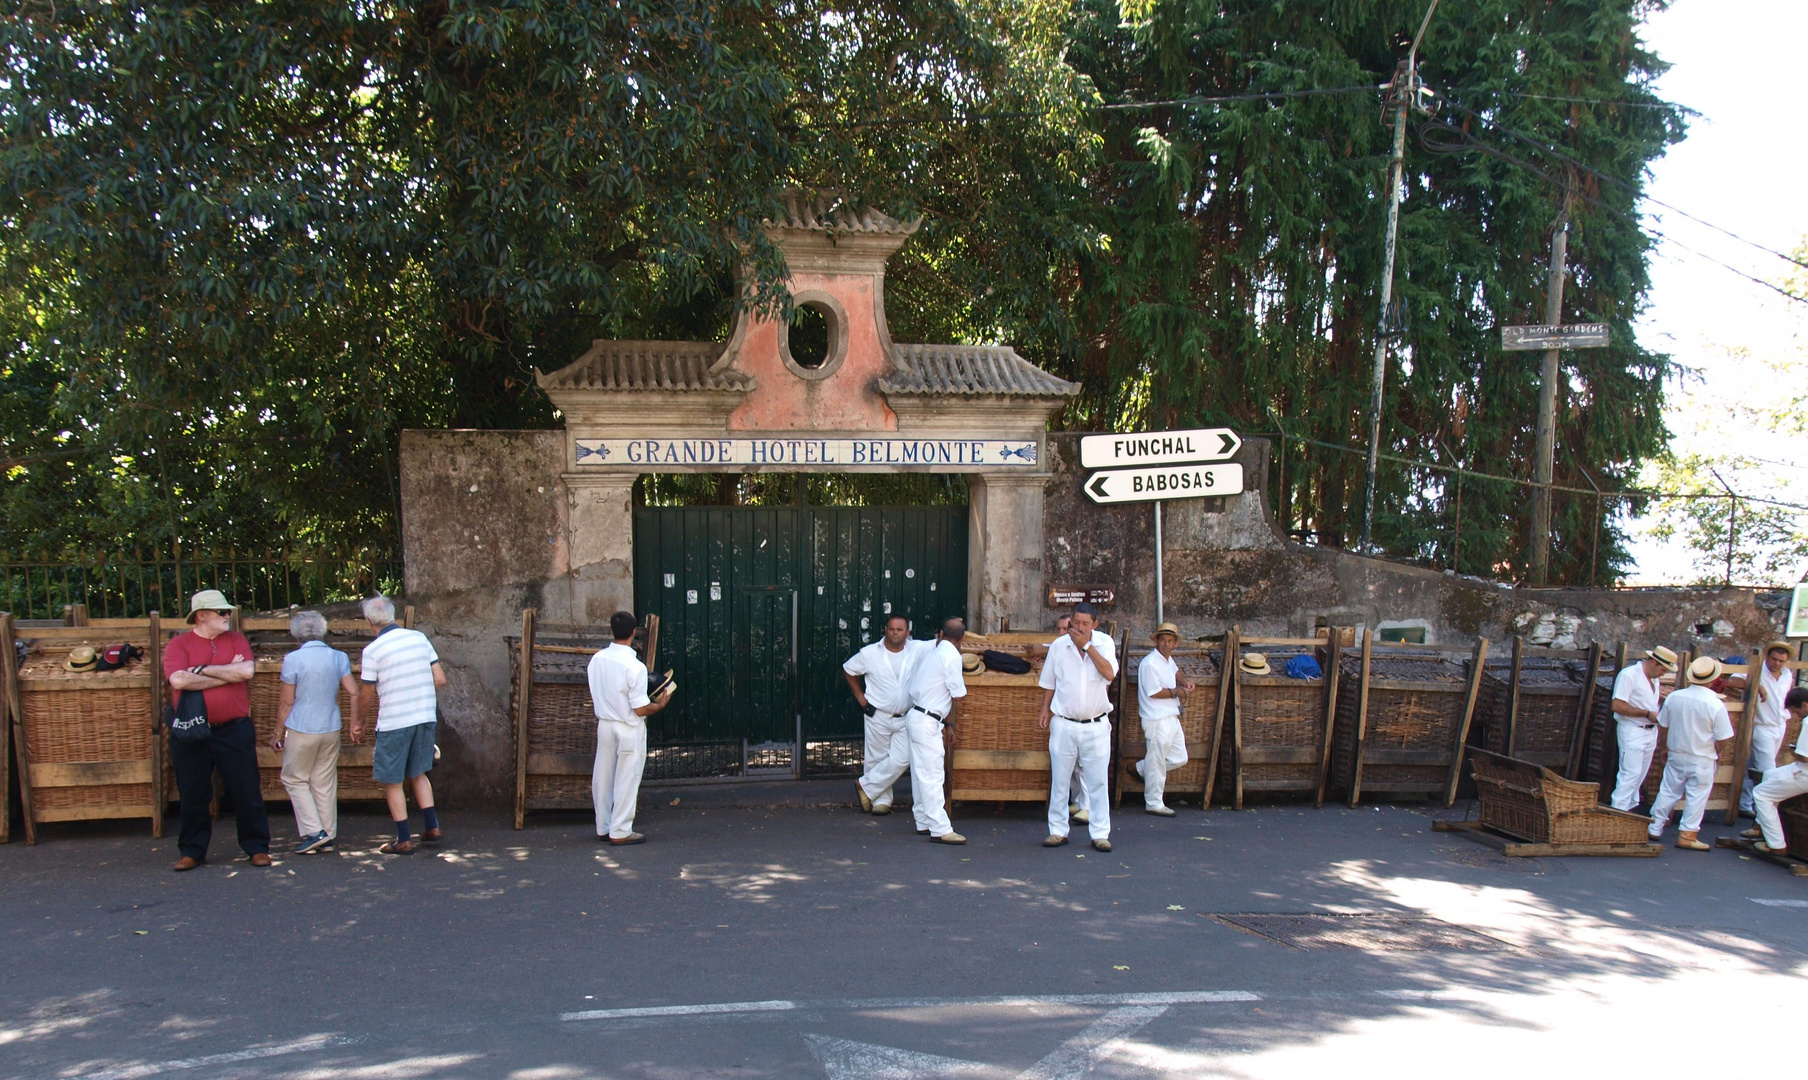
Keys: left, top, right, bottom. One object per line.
{"left": 1218, "top": 432, "right": 1236, "bottom": 455}
{"left": 1086, "top": 472, "right": 1111, "bottom": 501}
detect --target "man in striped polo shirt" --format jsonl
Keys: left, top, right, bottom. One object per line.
{"left": 353, "top": 595, "right": 446, "bottom": 854}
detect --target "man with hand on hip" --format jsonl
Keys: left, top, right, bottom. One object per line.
{"left": 354, "top": 595, "right": 445, "bottom": 855}
{"left": 849, "top": 615, "right": 923, "bottom": 816}
{"left": 1748, "top": 687, "right": 1808, "bottom": 856}
{"left": 1039, "top": 603, "right": 1118, "bottom": 851}
{"left": 1609, "top": 646, "right": 1676, "bottom": 811}
{"left": 588, "top": 611, "right": 674, "bottom": 845}
{"left": 164, "top": 589, "right": 269, "bottom": 871}
{"left": 1133, "top": 622, "right": 1193, "bottom": 816}
{"left": 1647, "top": 655, "right": 1735, "bottom": 851}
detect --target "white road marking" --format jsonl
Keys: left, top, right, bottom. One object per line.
{"left": 560, "top": 989, "right": 1255, "bottom": 1023}
{"left": 1749, "top": 898, "right": 1808, "bottom": 908}
{"left": 1016, "top": 1005, "right": 1169, "bottom": 1080}
{"left": 559, "top": 999, "right": 797, "bottom": 1022}
{"left": 67, "top": 1034, "right": 358, "bottom": 1080}
{"left": 805, "top": 1034, "right": 992, "bottom": 1080}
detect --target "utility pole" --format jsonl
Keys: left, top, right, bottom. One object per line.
{"left": 1526, "top": 215, "right": 1569, "bottom": 585}
{"left": 1360, "top": 0, "right": 1440, "bottom": 554}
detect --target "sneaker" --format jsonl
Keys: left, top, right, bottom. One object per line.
{"left": 295, "top": 831, "right": 332, "bottom": 855}
{"left": 1043, "top": 834, "right": 1069, "bottom": 847}
{"left": 1145, "top": 805, "right": 1176, "bottom": 817}
{"left": 857, "top": 784, "right": 874, "bottom": 813}
{"left": 1091, "top": 838, "right": 1112, "bottom": 852}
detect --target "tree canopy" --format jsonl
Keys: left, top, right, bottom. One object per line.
{"left": 2, "top": 0, "right": 1685, "bottom": 585}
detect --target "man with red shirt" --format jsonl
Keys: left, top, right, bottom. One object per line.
{"left": 163, "top": 589, "right": 270, "bottom": 871}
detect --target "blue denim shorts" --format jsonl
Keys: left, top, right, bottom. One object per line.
{"left": 373, "top": 722, "right": 435, "bottom": 784}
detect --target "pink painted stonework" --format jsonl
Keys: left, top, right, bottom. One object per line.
{"left": 726, "top": 269, "right": 897, "bottom": 432}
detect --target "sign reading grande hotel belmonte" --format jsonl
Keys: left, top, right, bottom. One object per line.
{"left": 573, "top": 436, "right": 1039, "bottom": 468}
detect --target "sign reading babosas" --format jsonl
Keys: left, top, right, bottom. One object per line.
{"left": 574, "top": 437, "right": 1039, "bottom": 468}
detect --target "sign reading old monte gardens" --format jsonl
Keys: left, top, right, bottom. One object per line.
{"left": 574, "top": 437, "right": 1040, "bottom": 468}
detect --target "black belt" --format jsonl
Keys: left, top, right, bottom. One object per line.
{"left": 909, "top": 707, "right": 946, "bottom": 722}
{"left": 1058, "top": 714, "right": 1108, "bottom": 724}
{"left": 1622, "top": 719, "right": 1656, "bottom": 729}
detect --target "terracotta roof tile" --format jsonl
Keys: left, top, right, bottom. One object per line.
{"left": 535, "top": 341, "right": 751, "bottom": 393}
{"left": 880, "top": 344, "right": 1079, "bottom": 398}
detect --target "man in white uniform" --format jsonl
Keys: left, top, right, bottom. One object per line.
{"left": 1647, "top": 655, "right": 1735, "bottom": 851}
{"left": 1741, "top": 640, "right": 1795, "bottom": 817}
{"left": 1030, "top": 615, "right": 1091, "bottom": 825}
{"left": 864, "top": 616, "right": 967, "bottom": 844}
{"left": 1750, "top": 687, "right": 1808, "bottom": 855}
{"left": 1038, "top": 603, "right": 1118, "bottom": 851}
{"left": 1609, "top": 645, "right": 1677, "bottom": 811}
{"left": 587, "top": 611, "right": 674, "bottom": 846}
{"left": 1133, "top": 621, "right": 1193, "bottom": 816}
{"left": 848, "top": 615, "right": 922, "bottom": 816}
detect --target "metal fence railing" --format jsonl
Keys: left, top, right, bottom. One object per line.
{"left": 1, "top": 548, "right": 403, "bottom": 621}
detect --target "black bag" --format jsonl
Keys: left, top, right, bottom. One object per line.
{"left": 164, "top": 688, "right": 211, "bottom": 744}
{"left": 982, "top": 649, "right": 1032, "bottom": 675}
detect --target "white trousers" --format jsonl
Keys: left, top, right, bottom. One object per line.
{"left": 1753, "top": 762, "right": 1808, "bottom": 850}
{"left": 1741, "top": 726, "right": 1784, "bottom": 813}
{"left": 861, "top": 711, "right": 908, "bottom": 809}
{"left": 1137, "top": 714, "right": 1188, "bottom": 809}
{"left": 1648, "top": 751, "right": 1716, "bottom": 836}
{"left": 1048, "top": 718, "right": 1111, "bottom": 840}
{"left": 593, "top": 719, "right": 647, "bottom": 839}
{"left": 1611, "top": 720, "right": 1660, "bottom": 811}
{"left": 863, "top": 709, "right": 952, "bottom": 835}
{"left": 280, "top": 729, "right": 340, "bottom": 839}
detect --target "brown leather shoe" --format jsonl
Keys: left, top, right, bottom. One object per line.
{"left": 1740, "top": 826, "right": 1763, "bottom": 839}
{"left": 421, "top": 827, "right": 443, "bottom": 843}
{"left": 378, "top": 840, "right": 416, "bottom": 855}
{"left": 172, "top": 856, "right": 204, "bottom": 872}
{"left": 1675, "top": 831, "right": 1710, "bottom": 851}
{"left": 248, "top": 853, "right": 273, "bottom": 867}
{"left": 609, "top": 833, "right": 647, "bottom": 846}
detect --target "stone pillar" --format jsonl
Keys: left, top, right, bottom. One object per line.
{"left": 563, "top": 473, "right": 637, "bottom": 628}
{"left": 969, "top": 472, "right": 1048, "bottom": 634}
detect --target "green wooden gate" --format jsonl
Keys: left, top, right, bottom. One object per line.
{"left": 632, "top": 506, "right": 968, "bottom": 779}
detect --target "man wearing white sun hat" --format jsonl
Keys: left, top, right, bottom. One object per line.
{"left": 1647, "top": 654, "right": 1734, "bottom": 851}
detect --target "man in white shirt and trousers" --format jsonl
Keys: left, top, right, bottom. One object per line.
{"left": 861, "top": 616, "right": 967, "bottom": 844}
{"left": 588, "top": 611, "right": 674, "bottom": 846}
{"left": 1133, "top": 621, "right": 1194, "bottom": 816}
{"left": 1748, "top": 686, "right": 1808, "bottom": 856}
{"left": 1609, "top": 645, "right": 1677, "bottom": 811}
{"left": 849, "top": 615, "right": 923, "bottom": 816}
{"left": 1039, "top": 603, "right": 1118, "bottom": 851}
{"left": 1647, "top": 655, "right": 1735, "bottom": 851}
{"left": 1741, "top": 640, "right": 1796, "bottom": 818}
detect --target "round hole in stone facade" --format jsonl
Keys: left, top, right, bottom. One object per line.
{"left": 788, "top": 302, "right": 832, "bottom": 368}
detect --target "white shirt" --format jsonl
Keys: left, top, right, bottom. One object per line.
{"left": 907, "top": 638, "right": 967, "bottom": 717}
{"left": 1137, "top": 651, "right": 1181, "bottom": 723}
{"left": 359, "top": 626, "right": 439, "bottom": 731}
{"left": 587, "top": 642, "right": 651, "bottom": 725}
{"left": 1038, "top": 630, "right": 1118, "bottom": 720}
{"left": 1657, "top": 684, "right": 1734, "bottom": 758}
{"left": 1754, "top": 664, "right": 1794, "bottom": 734}
{"left": 1795, "top": 721, "right": 1808, "bottom": 760}
{"left": 1611, "top": 663, "right": 1661, "bottom": 723}
{"left": 844, "top": 639, "right": 922, "bottom": 716}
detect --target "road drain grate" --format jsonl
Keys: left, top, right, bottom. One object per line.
{"left": 1209, "top": 913, "right": 1517, "bottom": 952}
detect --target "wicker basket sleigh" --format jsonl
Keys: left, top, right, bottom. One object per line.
{"left": 1223, "top": 632, "right": 1343, "bottom": 809}
{"left": 1329, "top": 634, "right": 1489, "bottom": 807}
{"left": 1472, "top": 638, "right": 1611, "bottom": 777}
{"left": 951, "top": 631, "right": 1124, "bottom": 804}
{"left": 1113, "top": 639, "right": 1229, "bottom": 808}
{"left": 1466, "top": 748, "right": 1654, "bottom": 850}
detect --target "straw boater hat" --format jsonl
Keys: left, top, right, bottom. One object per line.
{"left": 1150, "top": 622, "right": 1181, "bottom": 642}
{"left": 1688, "top": 655, "right": 1723, "bottom": 684}
{"left": 64, "top": 645, "right": 98, "bottom": 673}
{"left": 961, "top": 652, "right": 985, "bottom": 674}
{"left": 186, "top": 588, "right": 234, "bottom": 623}
{"left": 1239, "top": 652, "right": 1271, "bottom": 676}
{"left": 1765, "top": 638, "right": 1793, "bottom": 658}
{"left": 1644, "top": 645, "right": 1678, "bottom": 672}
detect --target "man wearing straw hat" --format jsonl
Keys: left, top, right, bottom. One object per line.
{"left": 163, "top": 588, "right": 270, "bottom": 871}
{"left": 849, "top": 615, "right": 925, "bottom": 816}
{"left": 1747, "top": 687, "right": 1808, "bottom": 856}
{"left": 1132, "top": 623, "right": 1195, "bottom": 816}
{"left": 1740, "top": 640, "right": 1797, "bottom": 818}
{"left": 1647, "top": 654, "right": 1735, "bottom": 851}
{"left": 1038, "top": 603, "right": 1118, "bottom": 851}
{"left": 1608, "top": 645, "right": 1678, "bottom": 812}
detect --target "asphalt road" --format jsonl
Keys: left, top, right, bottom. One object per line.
{"left": 3, "top": 784, "right": 1806, "bottom": 1079}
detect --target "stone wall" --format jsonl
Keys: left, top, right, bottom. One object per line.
{"left": 396, "top": 428, "right": 1792, "bottom": 806}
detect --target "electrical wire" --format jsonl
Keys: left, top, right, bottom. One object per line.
{"left": 1512, "top": 92, "right": 1691, "bottom": 111}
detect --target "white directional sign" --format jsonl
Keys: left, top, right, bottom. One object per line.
{"left": 1079, "top": 427, "right": 1240, "bottom": 469}
{"left": 1501, "top": 323, "right": 1610, "bottom": 351}
{"left": 1084, "top": 463, "right": 1244, "bottom": 504}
